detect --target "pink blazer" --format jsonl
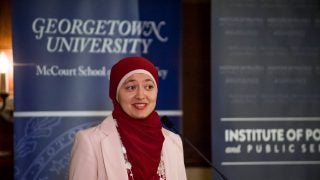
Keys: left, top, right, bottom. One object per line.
{"left": 69, "top": 116, "right": 187, "bottom": 180}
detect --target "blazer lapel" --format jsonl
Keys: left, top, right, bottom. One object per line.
{"left": 100, "top": 116, "right": 128, "bottom": 180}
{"left": 162, "top": 129, "right": 177, "bottom": 180}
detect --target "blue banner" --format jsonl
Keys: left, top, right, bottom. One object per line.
{"left": 211, "top": 1, "right": 320, "bottom": 180}
{"left": 12, "top": 0, "right": 181, "bottom": 179}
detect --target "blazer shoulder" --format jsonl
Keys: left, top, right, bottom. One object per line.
{"left": 75, "top": 125, "right": 101, "bottom": 140}
{"left": 163, "top": 128, "right": 180, "bottom": 139}
{"left": 162, "top": 128, "right": 183, "bottom": 147}
{"left": 75, "top": 116, "right": 114, "bottom": 140}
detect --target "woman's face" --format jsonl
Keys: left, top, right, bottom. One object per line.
{"left": 117, "top": 73, "right": 157, "bottom": 119}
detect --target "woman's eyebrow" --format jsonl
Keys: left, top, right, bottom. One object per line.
{"left": 124, "top": 79, "right": 137, "bottom": 84}
{"left": 145, "top": 79, "right": 154, "bottom": 82}
{"left": 124, "top": 78, "right": 154, "bottom": 85}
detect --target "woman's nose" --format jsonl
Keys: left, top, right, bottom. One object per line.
{"left": 135, "top": 87, "right": 145, "bottom": 99}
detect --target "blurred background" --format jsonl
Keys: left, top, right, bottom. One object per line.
{"left": 0, "top": 0, "right": 213, "bottom": 179}
{"left": 2, "top": 0, "right": 320, "bottom": 180}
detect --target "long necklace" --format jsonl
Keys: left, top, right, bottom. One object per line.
{"left": 120, "top": 142, "right": 166, "bottom": 180}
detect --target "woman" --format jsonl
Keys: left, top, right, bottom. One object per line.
{"left": 69, "top": 56, "right": 187, "bottom": 180}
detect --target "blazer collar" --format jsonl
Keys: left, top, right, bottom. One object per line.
{"left": 99, "top": 116, "right": 128, "bottom": 180}
{"left": 99, "top": 116, "right": 176, "bottom": 180}
{"left": 99, "top": 115, "right": 117, "bottom": 136}
{"left": 161, "top": 129, "right": 176, "bottom": 179}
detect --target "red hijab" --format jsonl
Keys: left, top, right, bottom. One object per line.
{"left": 109, "top": 56, "right": 164, "bottom": 180}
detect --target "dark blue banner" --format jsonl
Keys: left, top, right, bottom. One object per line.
{"left": 13, "top": 0, "right": 181, "bottom": 179}
{"left": 211, "top": 1, "right": 320, "bottom": 180}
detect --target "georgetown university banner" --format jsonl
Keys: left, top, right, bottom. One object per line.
{"left": 12, "top": 0, "right": 181, "bottom": 179}
{"left": 211, "top": 1, "right": 320, "bottom": 180}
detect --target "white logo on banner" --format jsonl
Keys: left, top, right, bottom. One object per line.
{"left": 32, "top": 18, "right": 168, "bottom": 54}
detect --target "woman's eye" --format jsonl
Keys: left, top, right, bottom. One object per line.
{"left": 145, "top": 84, "right": 154, "bottom": 90}
{"left": 126, "top": 85, "right": 137, "bottom": 91}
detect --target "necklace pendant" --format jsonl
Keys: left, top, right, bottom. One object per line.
{"left": 125, "top": 162, "right": 132, "bottom": 169}
{"left": 122, "top": 146, "right": 127, "bottom": 154}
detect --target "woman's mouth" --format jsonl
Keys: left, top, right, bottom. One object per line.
{"left": 133, "top": 103, "right": 147, "bottom": 110}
